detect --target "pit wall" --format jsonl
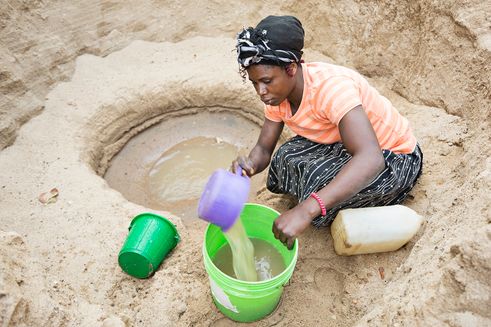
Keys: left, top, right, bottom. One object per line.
{"left": 1, "top": 0, "right": 489, "bottom": 149}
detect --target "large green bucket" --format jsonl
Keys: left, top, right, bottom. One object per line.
{"left": 203, "top": 203, "right": 298, "bottom": 322}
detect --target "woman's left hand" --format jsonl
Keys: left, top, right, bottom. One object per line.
{"left": 272, "top": 206, "right": 313, "bottom": 250}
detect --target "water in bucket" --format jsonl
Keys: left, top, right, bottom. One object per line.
{"left": 213, "top": 236, "right": 286, "bottom": 281}
{"left": 217, "top": 212, "right": 286, "bottom": 282}
{"left": 221, "top": 218, "right": 258, "bottom": 281}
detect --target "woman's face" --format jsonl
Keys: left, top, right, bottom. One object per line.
{"left": 246, "top": 64, "right": 295, "bottom": 106}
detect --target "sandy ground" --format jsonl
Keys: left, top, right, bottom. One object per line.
{"left": 0, "top": 36, "right": 489, "bottom": 326}
{"left": 1, "top": 2, "right": 490, "bottom": 327}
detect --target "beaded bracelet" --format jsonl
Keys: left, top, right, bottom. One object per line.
{"left": 310, "top": 192, "right": 327, "bottom": 216}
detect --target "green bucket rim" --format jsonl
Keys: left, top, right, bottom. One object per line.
{"left": 129, "top": 212, "right": 181, "bottom": 243}
{"left": 118, "top": 251, "right": 155, "bottom": 279}
{"left": 203, "top": 203, "right": 298, "bottom": 289}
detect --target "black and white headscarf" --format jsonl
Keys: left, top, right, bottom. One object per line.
{"left": 235, "top": 15, "right": 305, "bottom": 69}
{"left": 236, "top": 27, "right": 300, "bottom": 68}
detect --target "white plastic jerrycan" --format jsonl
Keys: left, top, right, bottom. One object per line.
{"left": 330, "top": 205, "right": 423, "bottom": 256}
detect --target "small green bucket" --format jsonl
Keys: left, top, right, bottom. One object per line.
{"left": 119, "top": 213, "right": 180, "bottom": 279}
{"left": 203, "top": 203, "right": 298, "bottom": 322}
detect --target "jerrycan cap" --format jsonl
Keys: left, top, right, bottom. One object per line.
{"left": 198, "top": 168, "right": 250, "bottom": 231}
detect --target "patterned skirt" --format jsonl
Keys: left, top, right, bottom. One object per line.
{"left": 267, "top": 136, "right": 423, "bottom": 227}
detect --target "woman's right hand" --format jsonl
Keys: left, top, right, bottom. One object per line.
{"left": 231, "top": 156, "right": 256, "bottom": 177}
{"left": 230, "top": 118, "right": 283, "bottom": 178}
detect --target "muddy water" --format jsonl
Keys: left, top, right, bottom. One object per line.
{"left": 213, "top": 237, "right": 286, "bottom": 281}
{"left": 147, "top": 137, "right": 237, "bottom": 203}
{"left": 222, "top": 218, "right": 257, "bottom": 281}
{"left": 104, "top": 111, "right": 263, "bottom": 225}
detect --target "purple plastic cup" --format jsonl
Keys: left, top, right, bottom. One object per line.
{"left": 198, "top": 169, "right": 250, "bottom": 231}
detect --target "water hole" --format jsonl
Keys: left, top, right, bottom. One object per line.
{"left": 104, "top": 110, "right": 264, "bottom": 224}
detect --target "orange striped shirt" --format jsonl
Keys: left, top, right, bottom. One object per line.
{"left": 264, "top": 62, "right": 417, "bottom": 154}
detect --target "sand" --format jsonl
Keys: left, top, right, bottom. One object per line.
{"left": 1, "top": 1, "right": 490, "bottom": 326}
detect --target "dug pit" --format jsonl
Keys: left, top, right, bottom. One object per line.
{"left": 103, "top": 111, "right": 263, "bottom": 225}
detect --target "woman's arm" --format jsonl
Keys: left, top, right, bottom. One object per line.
{"left": 232, "top": 118, "right": 284, "bottom": 176}
{"left": 273, "top": 105, "right": 385, "bottom": 248}
{"left": 301, "top": 105, "right": 385, "bottom": 215}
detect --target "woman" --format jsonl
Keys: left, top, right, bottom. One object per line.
{"left": 232, "top": 15, "right": 423, "bottom": 249}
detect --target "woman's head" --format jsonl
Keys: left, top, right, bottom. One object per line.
{"left": 236, "top": 15, "right": 304, "bottom": 71}
{"left": 236, "top": 16, "right": 305, "bottom": 105}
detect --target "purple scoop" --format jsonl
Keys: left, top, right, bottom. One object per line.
{"left": 198, "top": 169, "right": 250, "bottom": 231}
